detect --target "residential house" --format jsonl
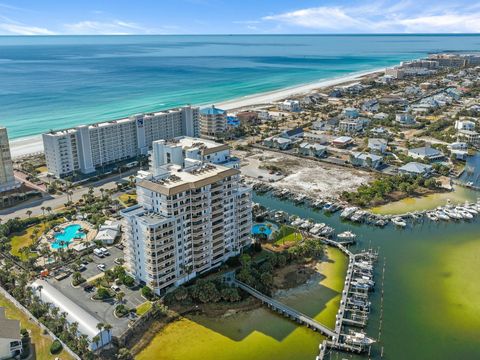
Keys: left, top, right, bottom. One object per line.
{"left": 408, "top": 146, "right": 445, "bottom": 161}
{"left": 457, "top": 130, "right": 480, "bottom": 146}
{"left": 361, "top": 99, "right": 379, "bottom": 113}
{"left": 455, "top": 120, "right": 476, "bottom": 131}
{"left": 398, "top": 162, "right": 433, "bottom": 177}
{"left": 303, "top": 132, "right": 328, "bottom": 144}
{"left": 332, "top": 136, "right": 353, "bottom": 148}
{"left": 280, "top": 127, "right": 304, "bottom": 139}
{"left": 0, "top": 308, "right": 22, "bottom": 360}
{"left": 395, "top": 112, "right": 416, "bottom": 126}
{"left": 368, "top": 138, "right": 388, "bottom": 153}
{"left": 279, "top": 100, "right": 301, "bottom": 112}
{"left": 342, "top": 108, "right": 359, "bottom": 119}
{"left": 263, "top": 137, "right": 293, "bottom": 150}
{"left": 298, "top": 142, "right": 327, "bottom": 158}
{"left": 350, "top": 152, "right": 383, "bottom": 169}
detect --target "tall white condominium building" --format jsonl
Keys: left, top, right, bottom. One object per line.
{"left": 42, "top": 106, "right": 199, "bottom": 178}
{"left": 121, "top": 137, "right": 251, "bottom": 295}
{"left": 199, "top": 105, "right": 227, "bottom": 139}
{"left": 0, "top": 128, "right": 18, "bottom": 192}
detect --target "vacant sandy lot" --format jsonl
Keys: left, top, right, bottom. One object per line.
{"left": 235, "top": 148, "right": 373, "bottom": 198}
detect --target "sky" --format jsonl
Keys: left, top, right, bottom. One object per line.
{"left": 1, "top": 0, "right": 480, "bottom": 35}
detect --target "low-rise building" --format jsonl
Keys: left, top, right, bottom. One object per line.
{"left": 279, "top": 100, "right": 301, "bottom": 112}
{"left": 31, "top": 280, "right": 112, "bottom": 350}
{"left": 263, "top": 137, "right": 293, "bottom": 150}
{"left": 368, "top": 138, "right": 388, "bottom": 153}
{"left": 408, "top": 146, "right": 445, "bottom": 161}
{"left": 398, "top": 162, "right": 433, "bottom": 177}
{"left": 298, "top": 142, "right": 327, "bottom": 158}
{"left": 350, "top": 152, "right": 383, "bottom": 169}
{"left": 0, "top": 307, "right": 22, "bottom": 360}
{"left": 280, "top": 127, "right": 304, "bottom": 139}
{"left": 458, "top": 130, "right": 480, "bottom": 146}
{"left": 303, "top": 132, "right": 328, "bottom": 144}
{"left": 454, "top": 120, "right": 476, "bottom": 131}
{"left": 332, "top": 136, "right": 353, "bottom": 148}
{"left": 395, "top": 112, "right": 416, "bottom": 126}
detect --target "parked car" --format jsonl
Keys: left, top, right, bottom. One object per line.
{"left": 83, "top": 284, "right": 94, "bottom": 292}
{"left": 97, "top": 264, "right": 106, "bottom": 271}
{"left": 93, "top": 248, "right": 104, "bottom": 258}
{"left": 111, "top": 285, "right": 121, "bottom": 292}
{"left": 99, "top": 247, "right": 110, "bottom": 256}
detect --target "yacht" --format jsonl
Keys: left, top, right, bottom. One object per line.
{"left": 435, "top": 210, "right": 450, "bottom": 221}
{"left": 337, "top": 231, "right": 357, "bottom": 240}
{"left": 426, "top": 212, "right": 438, "bottom": 221}
{"left": 391, "top": 217, "right": 407, "bottom": 227}
{"left": 344, "top": 331, "right": 375, "bottom": 347}
{"left": 340, "top": 207, "right": 358, "bottom": 219}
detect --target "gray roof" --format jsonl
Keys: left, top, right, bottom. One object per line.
{"left": 399, "top": 162, "right": 432, "bottom": 174}
{"left": 31, "top": 279, "right": 104, "bottom": 341}
{"left": 0, "top": 307, "right": 21, "bottom": 340}
{"left": 409, "top": 146, "right": 443, "bottom": 157}
{"left": 352, "top": 152, "right": 383, "bottom": 162}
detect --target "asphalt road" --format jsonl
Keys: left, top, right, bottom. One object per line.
{"left": 0, "top": 169, "right": 137, "bottom": 220}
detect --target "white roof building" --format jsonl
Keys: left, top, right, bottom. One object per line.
{"left": 31, "top": 280, "right": 111, "bottom": 350}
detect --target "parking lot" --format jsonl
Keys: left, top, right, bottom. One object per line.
{"left": 50, "top": 245, "right": 146, "bottom": 336}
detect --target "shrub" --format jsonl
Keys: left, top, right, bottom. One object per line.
{"left": 50, "top": 340, "right": 63, "bottom": 354}
{"left": 141, "top": 286, "right": 154, "bottom": 300}
{"left": 115, "top": 304, "right": 129, "bottom": 317}
{"left": 122, "top": 275, "right": 135, "bottom": 287}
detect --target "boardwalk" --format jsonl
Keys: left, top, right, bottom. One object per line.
{"left": 234, "top": 280, "right": 337, "bottom": 338}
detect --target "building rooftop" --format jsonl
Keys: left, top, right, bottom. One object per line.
{"left": 408, "top": 146, "right": 443, "bottom": 157}
{"left": 139, "top": 163, "right": 239, "bottom": 196}
{"left": 200, "top": 105, "right": 226, "bottom": 116}
{"left": 399, "top": 162, "right": 432, "bottom": 174}
{"left": 164, "top": 136, "right": 230, "bottom": 155}
{"left": 0, "top": 307, "right": 21, "bottom": 340}
{"left": 31, "top": 279, "right": 103, "bottom": 341}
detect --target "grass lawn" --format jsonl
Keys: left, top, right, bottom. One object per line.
{"left": 274, "top": 225, "right": 303, "bottom": 245}
{"left": 0, "top": 293, "right": 74, "bottom": 360}
{"left": 136, "top": 301, "right": 152, "bottom": 316}
{"left": 10, "top": 223, "right": 48, "bottom": 260}
{"left": 35, "top": 166, "right": 48, "bottom": 173}
{"left": 118, "top": 193, "right": 137, "bottom": 207}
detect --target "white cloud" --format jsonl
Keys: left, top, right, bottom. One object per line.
{"left": 0, "top": 22, "right": 56, "bottom": 35}
{"left": 261, "top": 2, "right": 480, "bottom": 33}
{"left": 64, "top": 20, "right": 152, "bottom": 35}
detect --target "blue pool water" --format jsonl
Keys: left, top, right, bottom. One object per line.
{"left": 51, "top": 224, "right": 85, "bottom": 249}
{"left": 251, "top": 222, "right": 279, "bottom": 237}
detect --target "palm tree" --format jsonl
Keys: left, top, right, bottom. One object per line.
{"left": 41, "top": 206, "right": 45, "bottom": 216}
{"left": 103, "top": 323, "right": 112, "bottom": 343}
{"left": 96, "top": 322, "right": 104, "bottom": 348}
{"left": 92, "top": 335, "right": 101, "bottom": 351}
{"left": 26, "top": 210, "right": 32, "bottom": 218}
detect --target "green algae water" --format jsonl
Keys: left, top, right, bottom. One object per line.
{"left": 136, "top": 192, "right": 480, "bottom": 360}
{"left": 137, "top": 248, "right": 347, "bottom": 360}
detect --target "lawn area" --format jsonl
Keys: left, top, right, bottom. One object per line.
{"left": 118, "top": 192, "right": 137, "bottom": 207}
{"left": 10, "top": 223, "right": 48, "bottom": 260}
{"left": 273, "top": 225, "right": 303, "bottom": 245}
{"left": 36, "top": 166, "right": 48, "bottom": 173}
{"left": 136, "top": 301, "right": 152, "bottom": 316}
{"left": 0, "top": 293, "right": 74, "bottom": 360}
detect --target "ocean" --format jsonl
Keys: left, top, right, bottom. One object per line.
{"left": 1, "top": 34, "right": 480, "bottom": 139}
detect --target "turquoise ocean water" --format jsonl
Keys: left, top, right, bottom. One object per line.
{"left": 1, "top": 34, "right": 480, "bottom": 139}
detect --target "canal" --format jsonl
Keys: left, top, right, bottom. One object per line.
{"left": 136, "top": 191, "right": 480, "bottom": 360}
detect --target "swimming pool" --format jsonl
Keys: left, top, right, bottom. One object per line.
{"left": 51, "top": 224, "right": 85, "bottom": 249}
{"left": 251, "top": 222, "right": 279, "bottom": 238}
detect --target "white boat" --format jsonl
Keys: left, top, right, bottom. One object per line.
{"left": 344, "top": 331, "right": 376, "bottom": 347}
{"left": 444, "top": 209, "right": 462, "bottom": 220}
{"left": 435, "top": 211, "right": 450, "bottom": 221}
{"left": 337, "top": 231, "right": 357, "bottom": 240}
{"left": 340, "top": 207, "right": 358, "bottom": 219}
{"left": 460, "top": 205, "right": 478, "bottom": 215}
{"left": 456, "top": 208, "right": 473, "bottom": 219}
{"left": 391, "top": 217, "right": 407, "bottom": 227}
{"left": 426, "top": 212, "right": 438, "bottom": 221}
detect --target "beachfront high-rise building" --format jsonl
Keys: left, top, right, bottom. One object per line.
{"left": 42, "top": 106, "right": 199, "bottom": 178}
{"left": 121, "top": 138, "right": 251, "bottom": 295}
{"left": 0, "top": 128, "right": 18, "bottom": 192}
{"left": 199, "top": 105, "right": 227, "bottom": 139}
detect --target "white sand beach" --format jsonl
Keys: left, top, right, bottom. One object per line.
{"left": 9, "top": 67, "right": 383, "bottom": 158}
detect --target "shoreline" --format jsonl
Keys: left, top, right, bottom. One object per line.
{"left": 9, "top": 67, "right": 384, "bottom": 158}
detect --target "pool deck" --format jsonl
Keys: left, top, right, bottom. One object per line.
{"left": 41, "top": 220, "right": 97, "bottom": 251}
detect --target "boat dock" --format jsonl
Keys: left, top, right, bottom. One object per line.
{"left": 230, "top": 238, "right": 378, "bottom": 360}
{"left": 234, "top": 280, "right": 337, "bottom": 338}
